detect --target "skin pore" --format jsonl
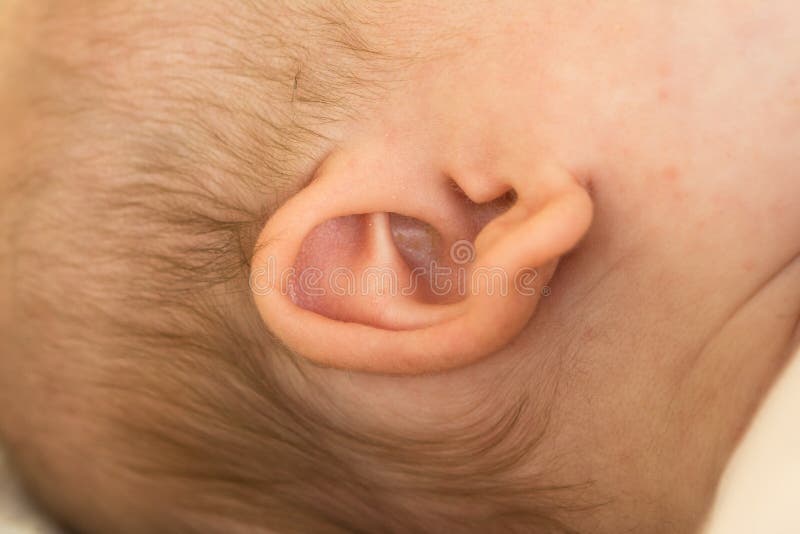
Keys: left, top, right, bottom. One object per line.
{"left": 1, "top": 1, "right": 799, "bottom": 533}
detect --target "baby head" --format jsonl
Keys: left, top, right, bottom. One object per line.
{"left": 1, "top": 1, "right": 799, "bottom": 533}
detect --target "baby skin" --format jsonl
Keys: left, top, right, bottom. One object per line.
{"left": 0, "top": 1, "right": 798, "bottom": 533}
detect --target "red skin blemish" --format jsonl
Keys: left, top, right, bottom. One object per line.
{"left": 663, "top": 165, "right": 679, "bottom": 182}
{"left": 657, "top": 60, "right": 673, "bottom": 102}
{"left": 662, "top": 165, "right": 687, "bottom": 201}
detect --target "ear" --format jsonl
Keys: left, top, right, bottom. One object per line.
{"left": 251, "top": 147, "right": 593, "bottom": 374}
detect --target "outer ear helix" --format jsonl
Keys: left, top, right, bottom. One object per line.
{"left": 478, "top": 169, "right": 594, "bottom": 273}
{"left": 250, "top": 154, "right": 593, "bottom": 374}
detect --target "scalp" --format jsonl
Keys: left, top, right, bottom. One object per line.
{"left": 0, "top": 3, "right": 577, "bottom": 533}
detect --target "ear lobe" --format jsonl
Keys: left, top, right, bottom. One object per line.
{"left": 251, "top": 152, "right": 593, "bottom": 374}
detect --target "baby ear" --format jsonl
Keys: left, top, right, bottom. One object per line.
{"left": 251, "top": 147, "right": 593, "bottom": 374}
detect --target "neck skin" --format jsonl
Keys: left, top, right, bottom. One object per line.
{"left": 298, "top": 1, "right": 800, "bottom": 532}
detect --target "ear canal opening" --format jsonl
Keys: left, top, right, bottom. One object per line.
{"left": 290, "top": 213, "right": 457, "bottom": 323}
{"left": 388, "top": 213, "right": 443, "bottom": 273}
{"left": 287, "top": 190, "right": 517, "bottom": 327}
